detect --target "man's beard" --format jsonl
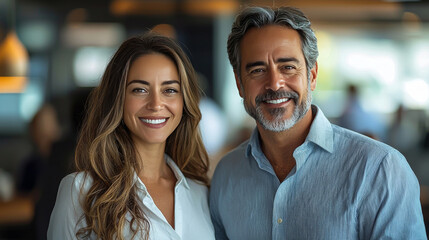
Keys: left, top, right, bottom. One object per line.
{"left": 243, "top": 87, "right": 312, "bottom": 132}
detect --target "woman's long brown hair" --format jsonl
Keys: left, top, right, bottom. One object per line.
{"left": 74, "top": 33, "right": 209, "bottom": 240}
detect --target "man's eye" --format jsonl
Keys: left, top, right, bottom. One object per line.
{"left": 281, "top": 65, "right": 295, "bottom": 70}
{"left": 250, "top": 68, "right": 265, "bottom": 74}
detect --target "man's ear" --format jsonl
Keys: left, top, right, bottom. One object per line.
{"left": 309, "top": 61, "right": 318, "bottom": 91}
{"left": 234, "top": 71, "right": 244, "bottom": 98}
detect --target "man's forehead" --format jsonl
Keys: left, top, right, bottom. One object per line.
{"left": 239, "top": 25, "right": 303, "bottom": 64}
{"left": 241, "top": 25, "right": 299, "bottom": 41}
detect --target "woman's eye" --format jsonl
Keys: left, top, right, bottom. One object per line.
{"left": 165, "top": 88, "right": 179, "bottom": 94}
{"left": 132, "top": 88, "right": 147, "bottom": 93}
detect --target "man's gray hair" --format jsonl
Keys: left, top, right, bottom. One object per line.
{"left": 227, "top": 6, "right": 319, "bottom": 80}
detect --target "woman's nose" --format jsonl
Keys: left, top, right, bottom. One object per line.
{"left": 147, "top": 92, "right": 163, "bottom": 111}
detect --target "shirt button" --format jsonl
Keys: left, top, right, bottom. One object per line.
{"left": 277, "top": 218, "right": 283, "bottom": 224}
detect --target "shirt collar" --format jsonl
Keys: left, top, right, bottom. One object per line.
{"left": 165, "top": 154, "right": 190, "bottom": 190}
{"left": 305, "top": 105, "right": 334, "bottom": 153}
{"left": 246, "top": 128, "right": 261, "bottom": 159}
{"left": 246, "top": 105, "right": 334, "bottom": 159}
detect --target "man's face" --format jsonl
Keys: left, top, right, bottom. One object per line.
{"left": 236, "top": 25, "right": 317, "bottom": 132}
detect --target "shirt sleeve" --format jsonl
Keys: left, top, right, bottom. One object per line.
{"left": 358, "top": 151, "right": 427, "bottom": 239}
{"left": 209, "top": 163, "right": 229, "bottom": 240}
{"left": 47, "top": 174, "right": 85, "bottom": 240}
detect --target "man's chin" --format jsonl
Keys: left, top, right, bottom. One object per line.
{"left": 257, "top": 118, "right": 296, "bottom": 132}
{"left": 260, "top": 109, "right": 293, "bottom": 122}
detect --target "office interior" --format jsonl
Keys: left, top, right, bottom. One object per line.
{"left": 0, "top": 0, "right": 429, "bottom": 239}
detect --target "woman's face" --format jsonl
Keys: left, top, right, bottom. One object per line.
{"left": 123, "top": 53, "right": 183, "bottom": 147}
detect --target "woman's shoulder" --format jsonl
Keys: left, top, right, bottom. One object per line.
{"left": 48, "top": 173, "right": 91, "bottom": 239}
{"left": 50, "top": 172, "right": 93, "bottom": 222}
{"left": 59, "top": 172, "right": 94, "bottom": 194}
{"left": 185, "top": 178, "right": 209, "bottom": 196}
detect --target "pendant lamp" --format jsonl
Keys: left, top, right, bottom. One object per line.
{"left": 0, "top": 0, "right": 29, "bottom": 93}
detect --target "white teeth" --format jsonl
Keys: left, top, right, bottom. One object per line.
{"left": 266, "top": 98, "right": 289, "bottom": 104}
{"left": 141, "top": 118, "right": 166, "bottom": 124}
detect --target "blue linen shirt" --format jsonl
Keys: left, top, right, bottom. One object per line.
{"left": 210, "top": 105, "right": 427, "bottom": 240}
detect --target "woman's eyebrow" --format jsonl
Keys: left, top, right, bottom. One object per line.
{"left": 127, "top": 79, "right": 180, "bottom": 86}
{"left": 162, "top": 80, "right": 180, "bottom": 85}
{"left": 127, "top": 79, "right": 149, "bottom": 86}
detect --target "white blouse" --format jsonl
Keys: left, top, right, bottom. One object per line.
{"left": 47, "top": 155, "right": 215, "bottom": 240}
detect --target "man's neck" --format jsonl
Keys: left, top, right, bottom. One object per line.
{"left": 258, "top": 107, "right": 314, "bottom": 181}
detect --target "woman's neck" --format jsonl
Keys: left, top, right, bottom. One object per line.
{"left": 134, "top": 142, "right": 177, "bottom": 229}
{"left": 135, "top": 142, "right": 173, "bottom": 182}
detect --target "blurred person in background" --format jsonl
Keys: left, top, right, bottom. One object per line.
{"left": 338, "top": 84, "right": 385, "bottom": 141}
{"left": 387, "top": 103, "right": 421, "bottom": 152}
{"left": 0, "top": 103, "right": 61, "bottom": 239}
{"left": 34, "top": 88, "right": 91, "bottom": 240}
{"left": 48, "top": 33, "right": 214, "bottom": 239}
{"left": 197, "top": 73, "right": 228, "bottom": 158}
{"left": 209, "top": 6, "right": 426, "bottom": 240}
{"left": 16, "top": 103, "right": 61, "bottom": 197}
{"left": 0, "top": 169, "right": 13, "bottom": 202}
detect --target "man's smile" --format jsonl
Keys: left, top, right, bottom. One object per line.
{"left": 265, "top": 98, "right": 290, "bottom": 104}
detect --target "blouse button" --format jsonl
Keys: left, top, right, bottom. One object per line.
{"left": 277, "top": 218, "right": 283, "bottom": 224}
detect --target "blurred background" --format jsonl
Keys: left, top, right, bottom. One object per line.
{"left": 0, "top": 0, "right": 428, "bottom": 239}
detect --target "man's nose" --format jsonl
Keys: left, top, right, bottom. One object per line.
{"left": 265, "top": 68, "right": 285, "bottom": 91}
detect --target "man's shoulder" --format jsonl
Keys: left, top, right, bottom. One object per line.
{"left": 211, "top": 140, "right": 250, "bottom": 181}
{"left": 219, "top": 140, "right": 249, "bottom": 166}
{"left": 331, "top": 124, "right": 405, "bottom": 161}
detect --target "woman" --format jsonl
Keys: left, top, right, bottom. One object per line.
{"left": 48, "top": 33, "right": 215, "bottom": 240}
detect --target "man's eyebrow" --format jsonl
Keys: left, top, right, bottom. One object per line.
{"left": 276, "top": 57, "right": 300, "bottom": 63}
{"left": 276, "top": 57, "right": 299, "bottom": 63}
{"left": 126, "top": 79, "right": 180, "bottom": 86}
{"left": 245, "top": 61, "right": 266, "bottom": 71}
{"left": 245, "top": 57, "right": 300, "bottom": 71}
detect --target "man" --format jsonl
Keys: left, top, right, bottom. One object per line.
{"left": 209, "top": 6, "right": 427, "bottom": 240}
